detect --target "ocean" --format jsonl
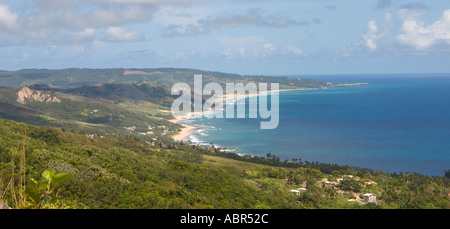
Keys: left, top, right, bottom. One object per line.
{"left": 182, "top": 74, "right": 450, "bottom": 176}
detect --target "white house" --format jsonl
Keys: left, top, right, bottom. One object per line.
{"left": 290, "top": 188, "right": 307, "bottom": 195}
{"left": 363, "top": 193, "right": 377, "bottom": 204}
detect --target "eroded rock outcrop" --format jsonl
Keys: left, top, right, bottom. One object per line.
{"left": 16, "top": 87, "right": 61, "bottom": 104}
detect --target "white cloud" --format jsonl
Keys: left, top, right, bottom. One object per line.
{"left": 105, "top": 26, "right": 144, "bottom": 42}
{"left": 397, "top": 9, "right": 450, "bottom": 50}
{"left": 218, "top": 36, "right": 304, "bottom": 60}
{"left": 153, "top": 6, "right": 208, "bottom": 27}
{"left": 60, "top": 6, "right": 152, "bottom": 30}
{"left": 153, "top": 7, "right": 317, "bottom": 37}
{"left": 286, "top": 45, "right": 302, "bottom": 56}
{"left": 0, "top": 0, "right": 160, "bottom": 45}
{"left": 222, "top": 48, "right": 235, "bottom": 59}
{"left": 262, "top": 43, "right": 276, "bottom": 56}
{"left": 238, "top": 47, "right": 246, "bottom": 58}
{"left": 153, "top": 6, "right": 210, "bottom": 37}
{"left": 67, "top": 28, "right": 97, "bottom": 43}
{"left": 362, "top": 13, "right": 392, "bottom": 51}
{"left": 363, "top": 20, "right": 379, "bottom": 51}
{"left": 0, "top": 3, "right": 21, "bottom": 32}
{"left": 205, "top": 10, "right": 311, "bottom": 29}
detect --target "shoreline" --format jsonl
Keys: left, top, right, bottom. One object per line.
{"left": 170, "top": 122, "right": 200, "bottom": 142}
{"left": 169, "top": 83, "right": 368, "bottom": 142}
{"left": 169, "top": 88, "right": 313, "bottom": 142}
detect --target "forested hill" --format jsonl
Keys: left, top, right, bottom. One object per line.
{"left": 0, "top": 83, "right": 179, "bottom": 136}
{"left": 0, "top": 68, "right": 448, "bottom": 210}
{"left": 0, "top": 68, "right": 329, "bottom": 89}
{"left": 0, "top": 118, "right": 448, "bottom": 209}
{"left": 28, "top": 81, "right": 176, "bottom": 107}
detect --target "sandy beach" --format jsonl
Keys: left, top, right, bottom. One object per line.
{"left": 169, "top": 108, "right": 209, "bottom": 141}
{"left": 169, "top": 88, "right": 304, "bottom": 142}
{"left": 217, "top": 88, "right": 304, "bottom": 103}
{"left": 170, "top": 123, "right": 199, "bottom": 141}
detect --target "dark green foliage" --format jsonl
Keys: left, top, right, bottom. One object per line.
{"left": 338, "top": 179, "right": 363, "bottom": 192}
{"left": 0, "top": 118, "right": 300, "bottom": 209}
{"left": 51, "top": 82, "right": 176, "bottom": 107}
{"left": 0, "top": 85, "right": 179, "bottom": 136}
{"left": 29, "top": 127, "right": 61, "bottom": 145}
{"left": 23, "top": 169, "right": 70, "bottom": 209}
{"left": 0, "top": 118, "right": 448, "bottom": 209}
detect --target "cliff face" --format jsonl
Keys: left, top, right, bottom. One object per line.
{"left": 16, "top": 87, "right": 61, "bottom": 104}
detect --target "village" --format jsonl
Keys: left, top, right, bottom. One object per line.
{"left": 289, "top": 175, "right": 378, "bottom": 205}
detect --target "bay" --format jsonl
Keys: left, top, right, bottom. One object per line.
{"left": 183, "top": 74, "right": 450, "bottom": 176}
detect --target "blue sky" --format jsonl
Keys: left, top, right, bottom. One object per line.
{"left": 1, "top": 0, "right": 450, "bottom": 75}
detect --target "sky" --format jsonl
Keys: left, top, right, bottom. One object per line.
{"left": 1, "top": 0, "right": 450, "bottom": 75}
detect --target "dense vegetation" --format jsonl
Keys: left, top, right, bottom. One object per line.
{"left": 0, "top": 68, "right": 329, "bottom": 89}
{"left": 0, "top": 68, "right": 331, "bottom": 138}
{"left": 0, "top": 84, "right": 179, "bottom": 136}
{"left": 0, "top": 68, "right": 448, "bottom": 209}
{"left": 29, "top": 81, "right": 176, "bottom": 107}
{"left": 0, "top": 118, "right": 448, "bottom": 209}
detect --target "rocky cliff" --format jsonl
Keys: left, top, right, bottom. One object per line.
{"left": 16, "top": 87, "right": 61, "bottom": 104}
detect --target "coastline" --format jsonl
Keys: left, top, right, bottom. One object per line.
{"left": 169, "top": 83, "right": 368, "bottom": 142}
{"left": 168, "top": 110, "right": 204, "bottom": 142}
{"left": 170, "top": 122, "right": 200, "bottom": 142}
{"left": 169, "top": 88, "right": 313, "bottom": 142}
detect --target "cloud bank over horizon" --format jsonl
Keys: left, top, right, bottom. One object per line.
{"left": 0, "top": 0, "right": 450, "bottom": 75}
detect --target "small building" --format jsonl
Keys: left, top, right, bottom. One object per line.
{"left": 363, "top": 193, "right": 377, "bottom": 204}
{"left": 86, "top": 134, "right": 94, "bottom": 140}
{"left": 289, "top": 188, "right": 307, "bottom": 195}
{"left": 364, "top": 181, "right": 378, "bottom": 186}
{"left": 322, "top": 179, "right": 340, "bottom": 186}
{"left": 124, "top": 126, "right": 136, "bottom": 131}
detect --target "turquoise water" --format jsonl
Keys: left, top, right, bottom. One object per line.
{"left": 182, "top": 74, "right": 450, "bottom": 176}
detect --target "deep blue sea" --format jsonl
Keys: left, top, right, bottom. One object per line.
{"left": 182, "top": 74, "right": 450, "bottom": 176}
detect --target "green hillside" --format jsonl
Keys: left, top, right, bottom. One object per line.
{"left": 0, "top": 84, "right": 179, "bottom": 136}
{"left": 0, "top": 68, "right": 329, "bottom": 89}
{"left": 0, "top": 68, "right": 448, "bottom": 210}
{"left": 0, "top": 118, "right": 448, "bottom": 209}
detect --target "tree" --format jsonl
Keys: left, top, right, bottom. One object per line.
{"left": 444, "top": 170, "right": 450, "bottom": 179}
{"left": 23, "top": 169, "right": 69, "bottom": 209}
{"left": 338, "top": 179, "right": 363, "bottom": 193}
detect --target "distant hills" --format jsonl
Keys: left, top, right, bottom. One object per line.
{"left": 28, "top": 81, "right": 175, "bottom": 107}
{"left": 0, "top": 67, "right": 331, "bottom": 141}
{"left": 0, "top": 82, "right": 178, "bottom": 136}
{"left": 0, "top": 68, "right": 448, "bottom": 210}
{"left": 0, "top": 68, "right": 329, "bottom": 89}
